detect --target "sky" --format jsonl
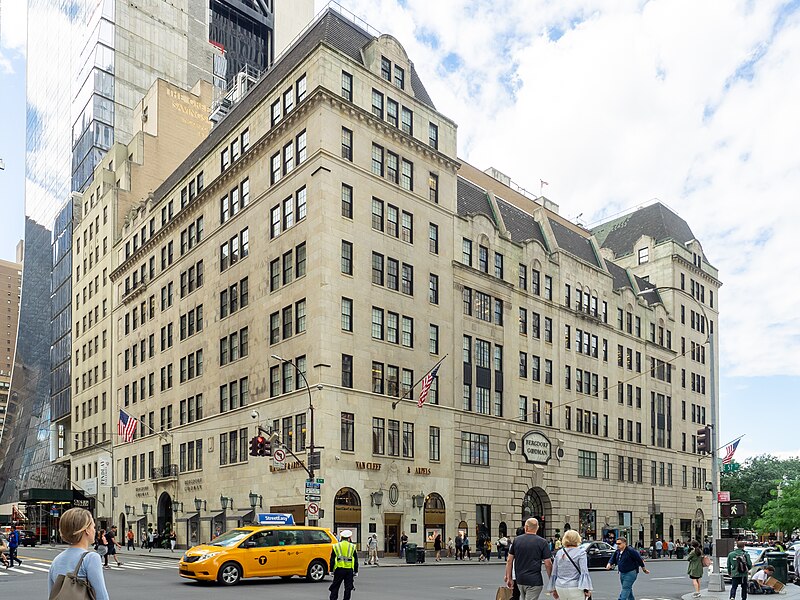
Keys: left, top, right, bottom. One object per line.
{"left": 0, "top": 0, "right": 797, "bottom": 461}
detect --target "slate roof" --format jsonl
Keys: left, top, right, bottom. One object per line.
{"left": 494, "top": 197, "right": 547, "bottom": 248}
{"left": 457, "top": 177, "right": 495, "bottom": 225}
{"left": 548, "top": 218, "right": 601, "bottom": 268}
{"left": 152, "top": 9, "right": 435, "bottom": 205}
{"left": 605, "top": 260, "right": 632, "bottom": 291}
{"left": 591, "top": 203, "right": 696, "bottom": 258}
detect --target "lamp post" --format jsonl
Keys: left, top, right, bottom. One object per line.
{"left": 638, "top": 284, "right": 722, "bottom": 591}
{"left": 271, "top": 355, "right": 316, "bottom": 482}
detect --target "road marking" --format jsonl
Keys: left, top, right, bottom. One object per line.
{"left": 36, "top": 562, "right": 53, "bottom": 567}
{"left": 125, "top": 561, "right": 171, "bottom": 569}
{"left": 20, "top": 564, "right": 50, "bottom": 572}
{"left": 7, "top": 567, "right": 35, "bottom": 574}
{"left": 650, "top": 576, "right": 686, "bottom": 580}
{"left": 115, "top": 565, "right": 146, "bottom": 570}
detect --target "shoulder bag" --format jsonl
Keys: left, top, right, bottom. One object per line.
{"left": 49, "top": 551, "right": 96, "bottom": 600}
{"left": 561, "top": 548, "right": 592, "bottom": 600}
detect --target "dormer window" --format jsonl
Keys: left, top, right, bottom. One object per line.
{"left": 381, "top": 56, "right": 391, "bottom": 81}
{"left": 638, "top": 247, "right": 649, "bottom": 264}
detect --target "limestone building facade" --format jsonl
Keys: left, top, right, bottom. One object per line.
{"left": 76, "top": 9, "right": 718, "bottom": 552}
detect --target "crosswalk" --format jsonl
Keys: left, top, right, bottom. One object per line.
{"left": 0, "top": 560, "right": 176, "bottom": 577}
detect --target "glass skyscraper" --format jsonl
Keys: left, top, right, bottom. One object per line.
{"left": 0, "top": 0, "right": 312, "bottom": 503}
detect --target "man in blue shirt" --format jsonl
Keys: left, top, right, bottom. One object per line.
{"left": 606, "top": 537, "right": 649, "bottom": 600}
{"left": 7, "top": 528, "right": 22, "bottom": 566}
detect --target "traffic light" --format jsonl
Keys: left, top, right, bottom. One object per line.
{"left": 249, "top": 436, "right": 262, "bottom": 457}
{"left": 261, "top": 437, "right": 272, "bottom": 457}
{"left": 697, "top": 426, "right": 710, "bottom": 454}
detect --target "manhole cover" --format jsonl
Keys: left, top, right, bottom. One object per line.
{"left": 450, "top": 586, "right": 482, "bottom": 590}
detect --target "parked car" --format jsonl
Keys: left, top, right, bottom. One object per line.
{"left": 718, "top": 545, "right": 777, "bottom": 580}
{"left": 580, "top": 541, "right": 616, "bottom": 569}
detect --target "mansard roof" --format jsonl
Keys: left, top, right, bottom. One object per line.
{"left": 591, "top": 202, "right": 696, "bottom": 258}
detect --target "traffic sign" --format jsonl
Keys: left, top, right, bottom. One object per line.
{"left": 720, "top": 501, "right": 748, "bottom": 518}
{"left": 273, "top": 448, "right": 286, "bottom": 468}
{"left": 306, "top": 502, "right": 320, "bottom": 517}
{"left": 305, "top": 494, "right": 321, "bottom": 502}
{"left": 718, "top": 491, "right": 731, "bottom": 502}
{"left": 316, "top": 478, "right": 324, "bottom": 484}
{"left": 722, "top": 462, "right": 740, "bottom": 473}
{"left": 305, "top": 482, "right": 321, "bottom": 490}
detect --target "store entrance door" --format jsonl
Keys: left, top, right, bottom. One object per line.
{"left": 384, "top": 512, "right": 401, "bottom": 556}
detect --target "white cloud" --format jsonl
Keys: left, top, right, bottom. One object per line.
{"left": 327, "top": 0, "right": 800, "bottom": 378}
{"left": 1, "top": 0, "right": 27, "bottom": 53}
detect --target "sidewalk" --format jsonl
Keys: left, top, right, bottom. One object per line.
{"left": 682, "top": 581, "right": 800, "bottom": 600}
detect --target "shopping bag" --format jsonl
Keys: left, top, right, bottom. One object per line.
{"left": 496, "top": 585, "right": 513, "bottom": 600}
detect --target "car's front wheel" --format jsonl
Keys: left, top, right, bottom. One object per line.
{"left": 217, "top": 562, "right": 242, "bottom": 586}
{"left": 306, "top": 559, "right": 327, "bottom": 582}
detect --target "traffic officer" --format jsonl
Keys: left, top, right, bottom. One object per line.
{"left": 329, "top": 529, "right": 359, "bottom": 600}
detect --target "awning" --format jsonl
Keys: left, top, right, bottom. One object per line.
{"left": 177, "top": 512, "right": 200, "bottom": 522}
{"left": 227, "top": 509, "right": 254, "bottom": 524}
{"left": 202, "top": 510, "right": 226, "bottom": 522}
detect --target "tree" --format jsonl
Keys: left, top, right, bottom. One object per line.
{"left": 753, "top": 479, "right": 800, "bottom": 539}
{"left": 719, "top": 455, "right": 800, "bottom": 529}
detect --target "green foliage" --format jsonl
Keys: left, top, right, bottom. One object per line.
{"left": 719, "top": 455, "right": 800, "bottom": 529}
{"left": 753, "top": 479, "right": 800, "bottom": 538}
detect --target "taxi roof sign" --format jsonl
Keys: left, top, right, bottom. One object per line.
{"left": 256, "top": 513, "right": 295, "bottom": 526}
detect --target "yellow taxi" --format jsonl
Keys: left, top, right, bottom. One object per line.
{"left": 179, "top": 525, "right": 336, "bottom": 585}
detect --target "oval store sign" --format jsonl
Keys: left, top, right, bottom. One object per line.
{"left": 521, "top": 431, "right": 552, "bottom": 464}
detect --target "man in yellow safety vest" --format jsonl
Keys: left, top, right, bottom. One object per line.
{"left": 329, "top": 529, "right": 359, "bottom": 600}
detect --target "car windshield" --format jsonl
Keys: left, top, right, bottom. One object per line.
{"left": 207, "top": 529, "right": 252, "bottom": 548}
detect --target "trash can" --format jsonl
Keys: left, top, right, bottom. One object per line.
{"left": 765, "top": 552, "right": 789, "bottom": 584}
{"left": 676, "top": 546, "right": 684, "bottom": 560}
{"left": 416, "top": 546, "right": 426, "bottom": 563}
{"left": 405, "top": 543, "right": 417, "bottom": 564}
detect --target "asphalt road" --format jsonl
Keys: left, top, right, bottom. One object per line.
{"left": 2, "top": 545, "right": 702, "bottom": 600}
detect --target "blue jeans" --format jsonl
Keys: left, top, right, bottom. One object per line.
{"left": 619, "top": 569, "right": 639, "bottom": 600}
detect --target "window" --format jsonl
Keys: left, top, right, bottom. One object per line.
{"left": 638, "top": 247, "right": 649, "bottom": 264}
{"left": 461, "top": 432, "right": 489, "bottom": 466}
{"left": 428, "top": 172, "right": 439, "bottom": 203}
{"left": 429, "top": 274, "right": 439, "bottom": 304}
{"left": 429, "top": 426, "right": 440, "bottom": 461}
{"left": 401, "top": 159, "right": 413, "bottom": 190}
{"left": 462, "top": 238, "right": 473, "bottom": 266}
{"left": 394, "top": 65, "right": 405, "bottom": 89}
{"left": 428, "top": 122, "right": 439, "bottom": 149}
{"left": 341, "top": 297, "right": 353, "bottom": 332}
{"left": 341, "top": 412, "right": 354, "bottom": 451}
{"left": 372, "top": 418, "right": 385, "bottom": 454}
{"left": 429, "top": 324, "right": 439, "bottom": 354}
{"left": 341, "top": 127, "right": 353, "bottom": 161}
{"left": 381, "top": 56, "right": 392, "bottom": 81}
{"left": 341, "top": 241, "right": 353, "bottom": 275}
{"left": 429, "top": 223, "right": 439, "bottom": 253}
{"left": 403, "top": 422, "right": 414, "bottom": 458}
{"left": 371, "top": 144, "right": 384, "bottom": 176}
{"left": 341, "top": 184, "right": 353, "bottom": 218}
{"left": 388, "top": 420, "right": 400, "bottom": 456}
{"left": 342, "top": 354, "right": 353, "bottom": 388}
{"left": 401, "top": 107, "right": 413, "bottom": 135}
{"left": 578, "top": 450, "right": 598, "bottom": 478}
{"left": 341, "top": 71, "right": 353, "bottom": 101}
{"left": 387, "top": 98, "right": 399, "bottom": 127}
{"left": 371, "top": 89, "right": 384, "bottom": 118}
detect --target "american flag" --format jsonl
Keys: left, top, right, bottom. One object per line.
{"left": 118, "top": 410, "right": 138, "bottom": 443}
{"left": 417, "top": 362, "right": 442, "bottom": 408}
{"left": 722, "top": 439, "right": 740, "bottom": 465}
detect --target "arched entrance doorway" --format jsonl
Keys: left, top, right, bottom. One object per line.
{"left": 157, "top": 492, "right": 173, "bottom": 537}
{"left": 521, "top": 487, "right": 551, "bottom": 537}
{"left": 423, "top": 493, "right": 445, "bottom": 550}
{"left": 334, "top": 488, "right": 361, "bottom": 544}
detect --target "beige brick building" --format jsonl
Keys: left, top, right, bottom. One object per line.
{"left": 0, "top": 257, "right": 22, "bottom": 441}
{"left": 71, "top": 9, "right": 718, "bottom": 553}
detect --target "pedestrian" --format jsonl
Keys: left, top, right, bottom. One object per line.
{"left": 366, "top": 534, "right": 379, "bottom": 565}
{"left": 662, "top": 540, "right": 668, "bottom": 557}
{"left": 654, "top": 538, "right": 661, "bottom": 559}
{"left": 727, "top": 540, "right": 752, "bottom": 600}
{"left": 48, "top": 508, "right": 109, "bottom": 600}
{"left": 504, "top": 517, "right": 553, "bottom": 600}
{"left": 447, "top": 536, "right": 455, "bottom": 558}
{"left": 498, "top": 534, "right": 509, "bottom": 560}
{"left": 546, "top": 529, "right": 593, "bottom": 600}
{"left": 794, "top": 547, "right": 800, "bottom": 586}
{"left": 687, "top": 540, "right": 704, "bottom": 597}
{"left": 1, "top": 534, "right": 10, "bottom": 568}
{"left": 455, "top": 533, "right": 463, "bottom": 560}
{"left": 140, "top": 530, "right": 147, "bottom": 549}
{"left": 555, "top": 536, "right": 563, "bottom": 551}
{"left": 329, "top": 529, "right": 358, "bottom": 600}
{"left": 668, "top": 540, "right": 675, "bottom": 559}
{"left": 751, "top": 566, "right": 776, "bottom": 594}
{"left": 463, "top": 532, "right": 472, "bottom": 560}
{"left": 434, "top": 533, "right": 442, "bottom": 562}
{"left": 126, "top": 526, "right": 135, "bottom": 550}
{"left": 169, "top": 530, "right": 177, "bottom": 552}
{"left": 484, "top": 538, "right": 492, "bottom": 561}
{"left": 606, "top": 536, "right": 650, "bottom": 600}
{"left": 400, "top": 531, "right": 408, "bottom": 559}
{"left": 6, "top": 527, "right": 22, "bottom": 566}
{"left": 104, "top": 525, "right": 122, "bottom": 568}
{"left": 147, "top": 527, "right": 154, "bottom": 552}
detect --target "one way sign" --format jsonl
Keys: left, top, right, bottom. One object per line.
{"left": 720, "top": 501, "right": 748, "bottom": 518}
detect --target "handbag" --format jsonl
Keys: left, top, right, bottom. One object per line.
{"left": 96, "top": 544, "right": 107, "bottom": 557}
{"left": 496, "top": 586, "right": 513, "bottom": 600}
{"left": 702, "top": 555, "right": 712, "bottom": 567}
{"left": 48, "top": 551, "right": 96, "bottom": 600}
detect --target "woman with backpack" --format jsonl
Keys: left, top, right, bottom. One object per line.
{"left": 687, "top": 540, "right": 704, "bottom": 597}
{"left": 546, "top": 529, "right": 593, "bottom": 600}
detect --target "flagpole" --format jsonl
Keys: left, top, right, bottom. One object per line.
{"left": 716, "top": 434, "right": 744, "bottom": 453}
{"left": 391, "top": 355, "right": 447, "bottom": 410}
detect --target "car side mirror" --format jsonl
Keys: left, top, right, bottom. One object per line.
{"left": 242, "top": 541, "right": 256, "bottom": 548}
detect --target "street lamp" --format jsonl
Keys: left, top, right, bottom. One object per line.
{"left": 141, "top": 503, "right": 151, "bottom": 515}
{"left": 271, "top": 355, "right": 317, "bottom": 483}
{"left": 249, "top": 492, "right": 262, "bottom": 509}
{"left": 194, "top": 498, "right": 206, "bottom": 512}
{"left": 220, "top": 495, "right": 233, "bottom": 510}
{"left": 637, "top": 284, "right": 722, "bottom": 591}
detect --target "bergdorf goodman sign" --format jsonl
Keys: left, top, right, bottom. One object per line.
{"left": 522, "top": 431, "right": 552, "bottom": 464}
